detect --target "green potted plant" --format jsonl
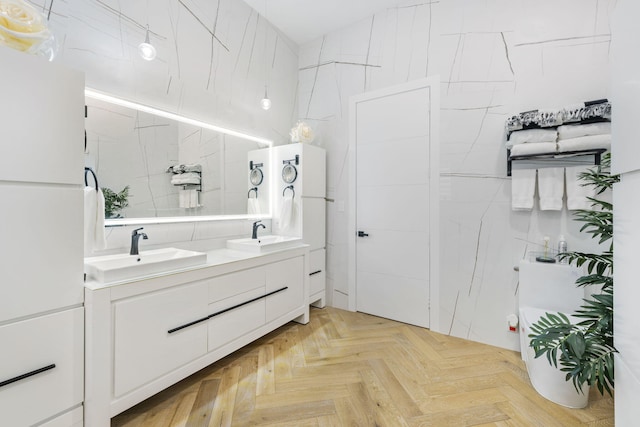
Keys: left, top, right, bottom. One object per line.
{"left": 529, "top": 153, "right": 618, "bottom": 397}
{"left": 102, "top": 185, "right": 130, "bottom": 218}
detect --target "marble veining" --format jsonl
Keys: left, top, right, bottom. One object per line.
{"left": 298, "top": 0, "right": 614, "bottom": 350}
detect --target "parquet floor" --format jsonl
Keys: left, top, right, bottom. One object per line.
{"left": 112, "top": 307, "right": 614, "bottom": 426}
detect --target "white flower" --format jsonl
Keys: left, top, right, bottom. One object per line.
{"left": 289, "top": 120, "right": 314, "bottom": 144}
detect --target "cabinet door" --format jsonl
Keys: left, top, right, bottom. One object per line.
{"left": 309, "top": 249, "right": 326, "bottom": 296}
{"left": 302, "top": 197, "right": 326, "bottom": 250}
{"left": 0, "top": 185, "right": 83, "bottom": 323}
{"left": 0, "top": 47, "right": 84, "bottom": 185}
{"left": 113, "top": 282, "right": 208, "bottom": 397}
{"left": 0, "top": 308, "right": 83, "bottom": 427}
{"left": 265, "top": 256, "right": 304, "bottom": 323}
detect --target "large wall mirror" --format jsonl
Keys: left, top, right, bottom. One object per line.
{"left": 84, "top": 90, "right": 272, "bottom": 226}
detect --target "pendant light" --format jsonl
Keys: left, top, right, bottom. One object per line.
{"left": 260, "top": 0, "right": 271, "bottom": 110}
{"left": 138, "top": 24, "right": 156, "bottom": 61}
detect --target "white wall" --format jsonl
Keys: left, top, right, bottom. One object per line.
{"left": 611, "top": 0, "right": 640, "bottom": 422}
{"left": 41, "top": 0, "right": 299, "bottom": 252}
{"left": 298, "top": 0, "right": 613, "bottom": 350}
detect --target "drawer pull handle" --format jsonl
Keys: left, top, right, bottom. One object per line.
{"left": 168, "top": 287, "right": 289, "bottom": 334}
{"left": 0, "top": 364, "right": 56, "bottom": 388}
{"left": 209, "top": 286, "right": 288, "bottom": 319}
{"left": 309, "top": 270, "right": 322, "bottom": 276}
{"left": 167, "top": 315, "right": 210, "bottom": 334}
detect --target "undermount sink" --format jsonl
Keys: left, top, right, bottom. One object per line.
{"left": 226, "top": 235, "right": 302, "bottom": 253}
{"left": 85, "top": 248, "right": 207, "bottom": 283}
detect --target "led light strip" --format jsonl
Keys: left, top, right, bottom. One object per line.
{"left": 85, "top": 88, "right": 273, "bottom": 146}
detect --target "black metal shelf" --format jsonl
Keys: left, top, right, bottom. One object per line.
{"left": 506, "top": 148, "right": 607, "bottom": 177}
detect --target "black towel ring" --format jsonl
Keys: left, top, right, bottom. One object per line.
{"left": 248, "top": 187, "right": 258, "bottom": 198}
{"left": 84, "top": 167, "right": 99, "bottom": 192}
{"left": 282, "top": 185, "right": 295, "bottom": 198}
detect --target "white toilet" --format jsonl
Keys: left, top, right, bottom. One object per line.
{"left": 518, "top": 259, "right": 589, "bottom": 408}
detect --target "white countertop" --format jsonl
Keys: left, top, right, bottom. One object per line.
{"left": 84, "top": 244, "right": 310, "bottom": 292}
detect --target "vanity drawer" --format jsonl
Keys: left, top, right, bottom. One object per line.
{"left": 309, "top": 249, "right": 326, "bottom": 296}
{"left": 266, "top": 256, "right": 304, "bottom": 322}
{"left": 207, "top": 287, "right": 266, "bottom": 351}
{"left": 113, "top": 282, "right": 209, "bottom": 397}
{"left": 208, "top": 266, "right": 265, "bottom": 303}
{"left": 0, "top": 308, "right": 83, "bottom": 427}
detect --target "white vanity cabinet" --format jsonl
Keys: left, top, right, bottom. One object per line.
{"left": 85, "top": 247, "right": 309, "bottom": 427}
{"left": 0, "top": 47, "right": 85, "bottom": 426}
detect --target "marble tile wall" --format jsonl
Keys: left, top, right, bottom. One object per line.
{"left": 38, "top": 0, "right": 299, "bottom": 252}
{"left": 298, "top": 0, "right": 615, "bottom": 350}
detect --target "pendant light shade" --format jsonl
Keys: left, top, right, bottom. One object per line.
{"left": 138, "top": 25, "right": 156, "bottom": 61}
{"left": 260, "top": 87, "right": 272, "bottom": 110}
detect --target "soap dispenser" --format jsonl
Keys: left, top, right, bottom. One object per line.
{"left": 557, "top": 235, "right": 568, "bottom": 264}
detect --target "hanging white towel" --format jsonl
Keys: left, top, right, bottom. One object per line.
{"left": 566, "top": 165, "right": 595, "bottom": 211}
{"left": 279, "top": 193, "right": 294, "bottom": 230}
{"left": 84, "top": 186, "right": 107, "bottom": 255}
{"left": 537, "top": 167, "right": 565, "bottom": 211}
{"left": 511, "top": 169, "right": 537, "bottom": 211}
{"left": 247, "top": 197, "right": 261, "bottom": 215}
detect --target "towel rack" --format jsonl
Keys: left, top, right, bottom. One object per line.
{"left": 283, "top": 185, "right": 295, "bottom": 198}
{"left": 84, "top": 167, "right": 99, "bottom": 191}
{"left": 248, "top": 187, "right": 258, "bottom": 198}
{"left": 506, "top": 148, "right": 606, "bottom": 177}
{"left": 283, "top": 155, "right": 299, "bottom": 166}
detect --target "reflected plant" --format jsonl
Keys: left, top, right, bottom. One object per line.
{"left": 102, "top": 185, "right": 130, "bottom": 218}
{"left": 528, "top": 153, "right": 619, "bottom": 397}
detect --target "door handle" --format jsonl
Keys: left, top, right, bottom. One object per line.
{"left": 357, "top": 231, "right": 369, "bottom": 237}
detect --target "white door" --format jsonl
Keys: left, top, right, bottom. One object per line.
{"left": 349, "top": 78, "right": 439, "bottom": 328}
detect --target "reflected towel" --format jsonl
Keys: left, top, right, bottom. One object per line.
{"left": 247, "top": 197, "right": 261, "bottom": 215}
{"left": 84, "top": 186, "right": 107, "bottom": 254}
{"left": 171, "top": 172, "right": 201, "bottom": 185}
{"left": 537, "top": 167, "right": 565, "bottom": 211}
{"left": 279, "top": 193, "right": 294, "bottom": 230}
{"left": 566, "top": 166, "right": 595, "bottom": 211}
{"left": 510, "top": 142, "right": 557, "bottom": 157}
{"left": 511, "top": 169, "right": 537, "bottom": 211}
{"left": 557, "top": 134, "right": 611, "bottom": 153}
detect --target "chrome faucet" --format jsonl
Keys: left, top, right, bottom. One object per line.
{"left": 252, "top": 221, "right": 266, "bottom": 239}
{"left": 130, "top": 227, "right": 148, "bottom": 255}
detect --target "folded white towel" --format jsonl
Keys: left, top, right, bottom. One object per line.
{"left": 557, "top": 134, "right": 611, "bottom": 153}
{"left": 566, "top": 166, "right": 595, "bottom": 211}
{"left": 279, "top": 193, "right": 295, "bottom": 230}
{"left": 171, "top": 172, "right": 201, "bottom": 185}
{"left": 84, "top": 186, "right": 107, "bottom": 255}
{"left": 557, "top": 123, "right": 611, "bottom": 140}
{"left": 538, "top": 167, "right": 565, "bottom": 211}
{"left": 506, "top": 129, "right": 557, "bottom": 148}
{"left": 511, "top": 169, "right": 537, "bottom": 211}
{"left": 247, "top": 197, "right": 261, "bottom": 215}
{"left": 510, "top": 142, "right": 557, "bottom": 157}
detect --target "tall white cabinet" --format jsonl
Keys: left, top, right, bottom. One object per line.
{"left": 273, "top": 143, "right": 327, "bottom": 307}
{"left": 0, "top": 47, "right": 85, "bottom": 426}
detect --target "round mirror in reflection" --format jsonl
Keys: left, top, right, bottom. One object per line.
{"left": 249, "top": 167, "right": 264, "bottom": 185}
{"left": 282, "top": 163, "right": 298, "bottom": 183}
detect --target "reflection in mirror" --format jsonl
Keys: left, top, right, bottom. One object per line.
{"left": 84, "top": 90, "right": 272, "bottom": 225}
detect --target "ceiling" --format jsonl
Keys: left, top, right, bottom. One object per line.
{"left": 242, "top": 0, "right": 405, "bottom": 45}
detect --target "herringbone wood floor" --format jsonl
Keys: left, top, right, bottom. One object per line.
{"left": 112, "top": 307, "right": 614, "bottom": 426}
